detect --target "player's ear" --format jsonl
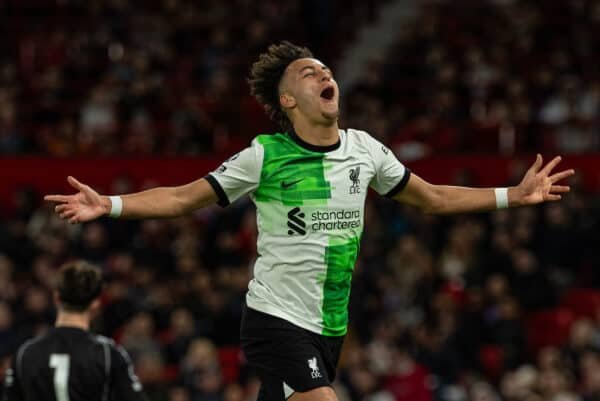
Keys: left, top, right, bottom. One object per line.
{"left": 89, "top": 298, "right": 101, "bottom": 318}
{"left": 280, "top": 92, "right": 296, "bottom": 110}
{"left": 90, "top": 298, "right": 101, "bottom": 311}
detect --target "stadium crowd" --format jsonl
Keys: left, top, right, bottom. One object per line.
{"left": 1, "top": 172, "right": 599, "bottom": 401}
{"left": 346, "top": 0, "right": 600, "bottom": 159}
{"left": 1, "top": 0, "right": 600, "bottom": 401}
{"left": 0, "top": 0, "right": 381, "bottom": 157}
{"left": 0, "top": 0, "right": 598, "bottom": 157}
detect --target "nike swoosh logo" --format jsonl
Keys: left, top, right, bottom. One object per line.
{"left": 281, "top": 178, "right": 304, "bottom": 189}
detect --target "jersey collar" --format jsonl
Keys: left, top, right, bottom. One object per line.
{"left": 288, "top": 130, "right": 341, "bottom": 153}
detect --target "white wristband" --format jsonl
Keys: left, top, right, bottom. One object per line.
{"left": 494, "top": 188, "right": 509, "bottom": 209}
{"left": 108, "top": 196, "right": 123, "bottom": 218}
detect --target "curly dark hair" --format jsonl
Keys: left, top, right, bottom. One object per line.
{"left": 248, "top": 41, "right": 313, "bottom": 132}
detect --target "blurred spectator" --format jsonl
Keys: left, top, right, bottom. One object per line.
{"left": 136, "top": 352, "right": 170, "bottom": 401}
{"left": 181, "top": 338, "right": 223, "bottom": 401}
{"left": 121, "top": 311, "right": 162, "bottom": 362}
{"left": 165, "top": 307, "right": 198, "bottom": 365}
{"left": 469, "top": 381, "right": 501, "bottom": 401}
{"left": 579, "top": 349, "right": 600, "bottom": 401}
{"left": 383, "top": 342, "right": 432, "bottom": 401}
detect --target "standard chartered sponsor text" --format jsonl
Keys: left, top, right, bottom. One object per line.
{"left": 310, "top": 209, "right": 361, "bottom": 231}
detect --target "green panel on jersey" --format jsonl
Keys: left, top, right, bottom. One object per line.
{"left": 254, "top": 133, "right": 332, "bottom": 206}
{"left": 321, "top": 236, "right": 360, "bottom": 336}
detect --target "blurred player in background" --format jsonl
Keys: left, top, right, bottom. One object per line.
{"left": 2, "top": 261, "right": 148, "bottom": 401}
{"left": 44, "top": 42, "right": 574, "bottom": 401}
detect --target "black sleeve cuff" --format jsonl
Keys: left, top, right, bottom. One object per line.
{"left": 204, "top": 174, "right": 230, "bottom": 207}
{"left": 384, "top": 168, "right": 412, "bottom": 198}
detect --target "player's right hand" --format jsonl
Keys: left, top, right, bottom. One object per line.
{"left": 44, "top": 176, "right": 110, "bottom": 224}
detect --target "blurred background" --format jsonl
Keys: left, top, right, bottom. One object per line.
{"left": 1, "top": 1, "right": 600, "bottom": 400}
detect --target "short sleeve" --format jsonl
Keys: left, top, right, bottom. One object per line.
{"left": 205, "top": 139, "right": 264, "bottom": 207}
{"left": 366, "top": 134, "right": 411, "bottom": 197}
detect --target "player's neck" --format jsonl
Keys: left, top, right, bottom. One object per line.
{"left": 292, "top": 119, "right": 339, "bottom": 147}
{"left": 55, "top": 311, "right": 90, "bottom": 331}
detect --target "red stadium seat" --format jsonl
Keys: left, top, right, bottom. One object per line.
{"left": 561, "top": 289, "right": 600, "bottom": 319}
{"left": 525, "top": 308, "right": 575, "bottom": 355}
{"left": 479, "top": 345, "right": 504, "bottom": 381}
{"left": 218, "top": 346, "right": 241, "bottom": 384}
{"left": 162, "top": 364, "right": 180, "bottom": 382}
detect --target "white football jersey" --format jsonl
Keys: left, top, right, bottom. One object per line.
{"left": 207, "top": 129, "right": 410, "bottom": 336}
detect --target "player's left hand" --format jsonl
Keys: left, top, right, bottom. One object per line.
{"left": 516, "top": 154, "right": 575, "bottom": 205}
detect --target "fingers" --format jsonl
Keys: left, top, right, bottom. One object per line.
{"left": 59, "top": 209, "right": 76, "bottom": 220}
{"left": 55, "top": 204, "right": 68, "bottom": 213}
{"left": 546, "top": 194, "right": 562, "bottom": 201}
{"left": 67, "top": 176, "right": 85, "bottom": 191}
{"left": 550, "top": 185, "right": 570, "bottom": 194}
{"left": 540, "top": 155, "right": 562, "bottom": 176}
{"left": 50, "top": 199, "right": 80, "bottom": 224}
{"left": 68, "top": 176, "right": 99, "bottom": 200}
{"left": 44, "top": 194, "right": 71, "bottom": 203}
{"left": 550, "top": 169, "right": 575, "bottom": 183}
{"left": 45, "top": 176, "right": 87, "bottom": 204}
{"left": 531, "top": 153, "right": 543, "bottom": 172}
{"left": 56, "top": 208, "right": 82, "bottom": 224}
{"left": 45, "top": 180, "right": 86, "bottom": 224}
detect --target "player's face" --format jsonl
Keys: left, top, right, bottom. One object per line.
{"left": 280, "top": 58, "right": 339, "bottom": 125}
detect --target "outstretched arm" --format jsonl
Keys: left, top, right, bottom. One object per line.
{"left": 45, "top": 176, "right": 218, "bottom": 223}
{"left": 394, "top": 154, "right": 575, "bottom": 214}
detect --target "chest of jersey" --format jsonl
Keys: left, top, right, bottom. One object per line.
{"left": 254, "top": 150, "right": 371, "bottom": 207}
{"left": 253, "top": 148, "right": 373, "bottom": 237}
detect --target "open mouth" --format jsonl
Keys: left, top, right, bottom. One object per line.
{"left": 320, "top": 86, "right": 335, "bottom": 101}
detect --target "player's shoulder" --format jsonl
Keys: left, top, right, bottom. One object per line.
{"left": 253, "top": 132, "right": 290, "bottom": 147}
{"left": 12, "top": 332, "right": 52, "bottom": 370}
{"left": 343, "top": 128, "right": 376, "bottom": 143}
{"left": 93, "top": 334, "right": 127, "bottom": 354}
{"left": 342, "top": 128, "right": 385, "bottom": 150}
{"left": 343, "top": 127, "right": 370, "bottom": 138}
{"left": 92, "top": 334, "right": 116, "bottom": 347}
{"left": 15, "top": 334, "right": 45, "bottom": 357}
{"left": 93, "top": 335, "right": 134, "bottom": 363}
